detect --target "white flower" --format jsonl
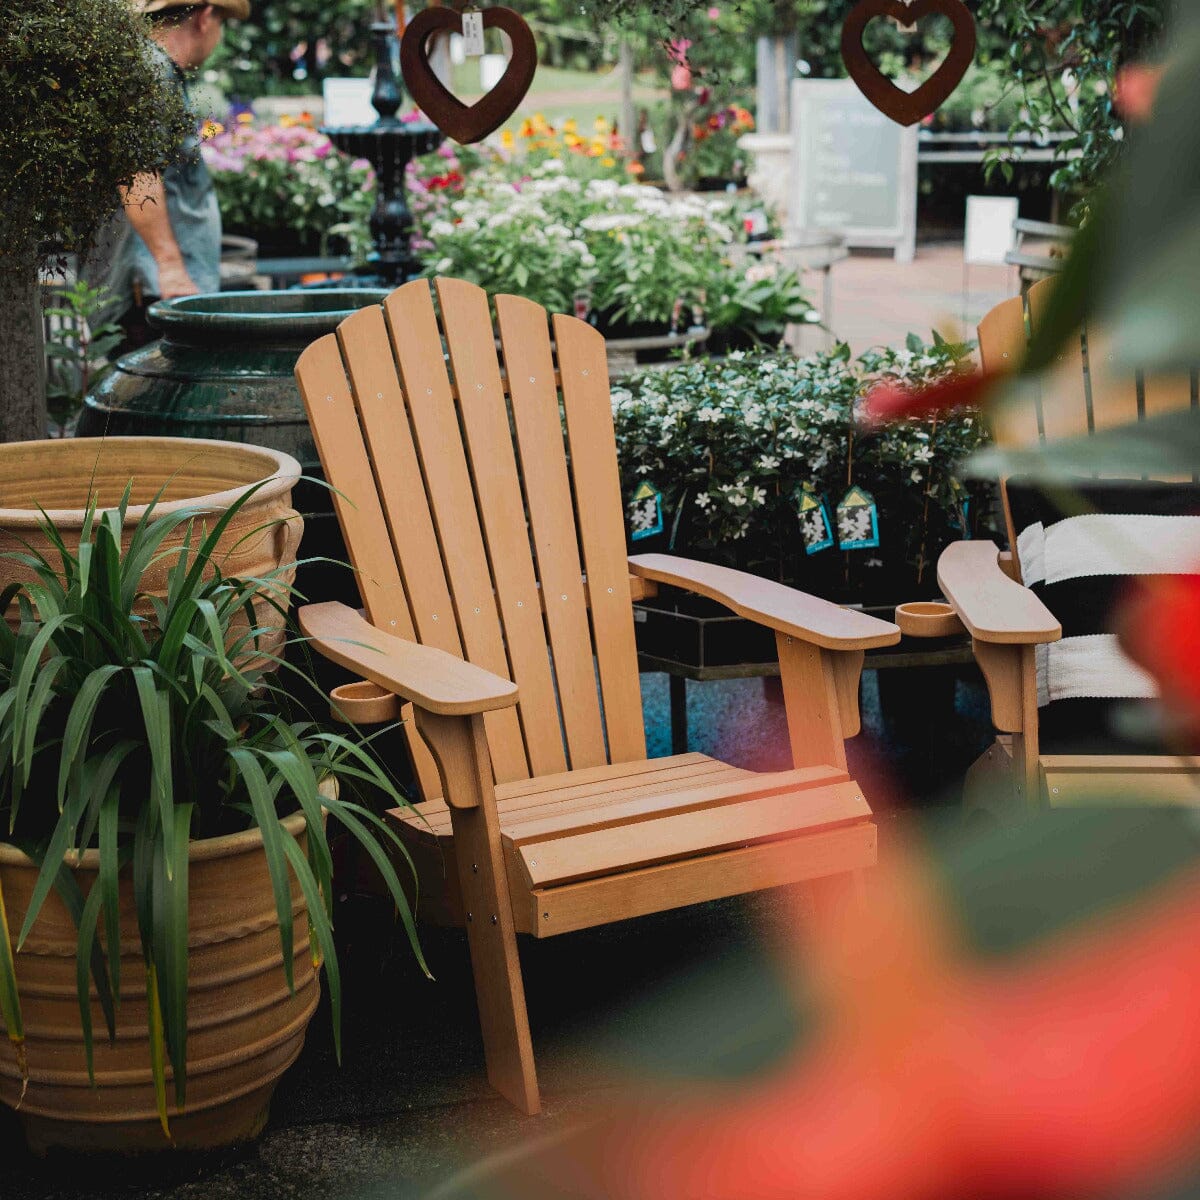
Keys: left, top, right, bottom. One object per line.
{"left": 436, "top": 257, "right": 454, "bottom": 273}
{"left": 428, "top": 220, "right": 456, "bottom": 238}
{"left": 757, "top": 455, "right": 780, "bottom": 471}
{"left": 697, "top": 406, "right": 722, "bottom": 423}
{"left": 694, "top": 493, "right": 713, "bottom": 510}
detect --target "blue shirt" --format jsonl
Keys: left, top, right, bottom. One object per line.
{"left": 85, "top": 43, "right": 221, "bottom": 319}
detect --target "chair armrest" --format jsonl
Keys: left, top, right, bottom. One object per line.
{"left": 628, "top": 554, "right": 900, "bottom": 651}
{"left": 937, "top": 542, "right": 1061, "bottom": 645}
{"left": 298, "top": 602, "right": 519, "bottom": 717}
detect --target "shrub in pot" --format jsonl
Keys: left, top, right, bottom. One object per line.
{"left": 0, "top": 486, "right": 422, "bottom": 1153}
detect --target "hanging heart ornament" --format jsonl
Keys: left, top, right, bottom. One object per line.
{"left": 841, "top": 0, "right": 976, "bottom": 126}
{"left": 400, "top": 5, "right": 538, "bottom": 145}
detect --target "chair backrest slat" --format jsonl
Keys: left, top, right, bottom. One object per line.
{"left": 436, "top": 278, "right": 569, "bottom": 778}
{"left": 296, "top": 279, "right": 649, "bottom": 797}
{"left": 383, "top": 282, "right": 530, "bottom": 784}
{"left": 295, "top": 333, "right": 416, "bottom": 638}
{"left": 496, "top": 294, "right": 609, "bottom": 771}
{"left": 554, "top": 313, "right": 647, "bottom": 764}
{"left": 978, "top": 278, "right": 1199, "bottom": 578}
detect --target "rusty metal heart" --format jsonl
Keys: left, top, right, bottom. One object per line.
{"left": 841, "top": 0, "right": 976, "bottom": 126}
{"left": 400, "top": 6, "right": 538, "bottom": 145}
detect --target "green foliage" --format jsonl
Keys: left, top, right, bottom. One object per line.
{"left": 613, "top": 335, "right": 986, "bottom": 592}
{"left": 42, "top": 281, "right": 123, "bottom": 438}
{"left": 0, "top": 1, "right": 191, "bottom": 267}
{"left": 976, "top": 0, "right": 1168, "bottom": 209}
{"left": 707, "top": 257, "right": 815, "bottom": 341}
{"left": 211, "top": 0, "right": 375, "bottom": 96}
{"left": 0, "top": 487, "right": 423, "bottom": 1118}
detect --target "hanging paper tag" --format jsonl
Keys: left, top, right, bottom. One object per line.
{"left": 836, "top": 485, "right": 881, "bottom": 551}
{"left": 629, "top": 481, "right": 664, "bottom": 541}
{"left": 462, "top": 10, "right": 486, "bottom": 57}
{"left": 796, "top": 486, "right": 835, "bottom": 556}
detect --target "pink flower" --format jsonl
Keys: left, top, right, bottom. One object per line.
{"left": 671, "top": 64, "right": 693, "bottom": 91}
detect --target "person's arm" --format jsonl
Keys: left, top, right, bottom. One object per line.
{"left": 119, "top": 173, "right": 199, "bottom": 300}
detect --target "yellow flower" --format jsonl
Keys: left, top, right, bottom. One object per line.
{"left": 200, "top": 119, "right": 225, "bottom": 140}
{"left": 601, "top": 156, "right": 616, "bottom": 167}
{"left": 279, "top": 113, "right": 296, "bottom": 128}
{"left": 236, "top": 112, "right": 254, "bottom": 125}
{"left": 564, "top": 133, "right": 583, "bottom": 149}
{"left": 563, "top": 118, "right": 578, "bottom": 135}
{"left": 519, "top": 118, "right": 535, "bottom": 138}
{"left": 501, "top": 129, "right": 515, "bottom": 149}
{"left": 594, "top": 116, "right": 610, "bottom": 133}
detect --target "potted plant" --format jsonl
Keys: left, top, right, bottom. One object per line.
{"left": 0, "top": 0, "right": 191, "bottom": 443}
{"left": 706, "top": 258, "right": 815, "bottom": 356}
{"left": 0, "top": 486, "right": 422, "bottom": 1153}
{"left": 612, "top": 335, "right": 990, "bottom": 616}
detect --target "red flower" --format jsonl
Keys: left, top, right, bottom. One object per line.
{"left": 1115, "top": 63, "right": 1166, "bottom": 123}
{"left": 1119, "top": 572, "right": 1200, "bottom": 741}
{"left": 860, "top": 370, "right": 994, "bottom": 426}
{"left": 497, "top": 851, "right": 1200, "bottom": 1200}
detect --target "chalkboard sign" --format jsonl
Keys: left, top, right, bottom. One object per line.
{"left": 789, "top": 79, "right": 918, "bottom": 263}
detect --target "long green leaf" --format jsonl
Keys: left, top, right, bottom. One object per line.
{"left": 152, "top": 803, "right": 192, "bottom": 1109}
{"left": 57, "top": 664, "right": 124, "bottom": 810}
{"left": 0, "top": 874, "right": 26, "bottom": 1096}
{"left": 132, "top": 666, "right": 173, "bottom": 872}
{"left": 231, "top": 750, "right": 295, "bottom": 994}
{"left": 279, "top": 832, "right": 341, "bottom": 1062}
{"left": 146, "top": 959, "right": 172, "bottom": 1142}
{"left": 75, "top": 879, "right": 106, "bottom": 1084}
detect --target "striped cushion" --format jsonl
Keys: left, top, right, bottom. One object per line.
{"left": 1007, "top": 480, "right": 1200, "bottom": 753}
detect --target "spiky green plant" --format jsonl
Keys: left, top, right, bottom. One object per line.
{"left": 0, "top": 485, "right": 424, "bottom": 1136}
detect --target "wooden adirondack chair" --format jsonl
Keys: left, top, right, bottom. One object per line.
{"left": 293, "top": 277, "right": 900, "bottom": 1114}
{"left": 937, "top": 277, "right": 1200, "bottom": 810}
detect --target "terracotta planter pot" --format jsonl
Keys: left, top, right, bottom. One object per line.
{"left": 0, "top": 809, "right": 322, "bottom": 1154}
{"left": 0, "top": 436, "right": 302, "bottom": 656}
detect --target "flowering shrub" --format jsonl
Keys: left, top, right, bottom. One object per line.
{"left": 423, "top": 156, "right": 786, "bottom": 330}
{"left": 613, "top": 336, "right": 990, "bottom": 600}
{"left": 420, "top": 152, "right": 796, "bottom": 338}
{"left": 685, "top": 103, "right": 755, "bottom": 186}
{"left": 498, "top": 112, "right": 635, "bottom": 181}
{"left": 202, "top": 113, "right": 374, "bottom": 253}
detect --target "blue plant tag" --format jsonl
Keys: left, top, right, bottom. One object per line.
{"left": 796, "top": 486, "right": 835, "bottom": 555}
{"left": 950, "top": 495, "right": 972, "bottom": 540}
{"left": 629, "top": 480, "right": 664, "bottom": 541}
{"left": 836, "top": 485, "right": 881, "bottom": 551}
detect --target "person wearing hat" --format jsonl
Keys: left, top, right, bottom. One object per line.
{"left": 84, "top": 1, "right": 249, "bottom": 337}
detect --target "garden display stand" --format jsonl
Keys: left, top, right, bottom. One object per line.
{"left": 293, "top": 277, "right": 899, "bottom": 1114}
{"left": 937, "top": 279, "right": 1200, "bottom": 810}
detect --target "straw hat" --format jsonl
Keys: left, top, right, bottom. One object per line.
{"left": 135, "top": 0, "right": 251, "bottom": 20}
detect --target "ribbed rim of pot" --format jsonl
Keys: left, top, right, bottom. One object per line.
{"left": 148, "top": 289, "right": 390, "bottom": 341}
{"left": 0, "top": 811, "right": 309, "bottom": 870}
{"left": 0, "top": 779, "right": 335, "bottom": 870}
{"left": 0, "top": 437, "right": 302, "bottom": 529}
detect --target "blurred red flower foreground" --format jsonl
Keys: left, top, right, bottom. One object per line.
{"left": 1121, "top": 572, "right": 1200, "bottom": 740}
{"left": 861, "top": 370, "right": 994, "bottom": 425}
{"left": 508, "top": 851, "right": 1200, "bottom": 1200}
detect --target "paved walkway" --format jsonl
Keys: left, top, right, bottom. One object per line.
{"left": 795, "top": 241, "right": 1034, "bottom": 358}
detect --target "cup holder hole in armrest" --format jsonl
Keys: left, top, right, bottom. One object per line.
{"left": 894, "top": 602, "right": 965, "bottom": 639}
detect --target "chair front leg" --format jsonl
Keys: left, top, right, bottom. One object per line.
{"left": 414, "top": 709, "right": 540, "bottom": 1115}
{"left": 776, "top": 633, "right": 864, "bottom": 772}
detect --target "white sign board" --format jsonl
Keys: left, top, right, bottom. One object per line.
{"left": 322, "top": 78, "right": 376, "bottom": 127}
{"left": 789, "top": 79, "right": 918, "bottom": 263}
{"left": 964, "top": 195, "right": 1019, "bottom": 266}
